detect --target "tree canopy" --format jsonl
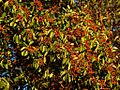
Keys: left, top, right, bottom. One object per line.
{"left": 0, "top": 0, "right": 120, "bottom": 89}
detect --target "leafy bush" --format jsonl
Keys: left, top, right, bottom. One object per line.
{"left": 0, "top": 0, "right": 120, "bottom": 89}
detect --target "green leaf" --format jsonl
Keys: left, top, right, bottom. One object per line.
{"left": 63, "top": 74, "right": 66, "bottom": 81}
{"left": 15, "top": 35, "right": 19, "bottom": 43}
{"left": 40, "top": 44, "right": 43, "bottom": 51}
{"left": 21, "top": 50, "right": 28, "bottom": 56}
{"left": 50, "top": 31, "right": 54, "bottom": 39}
{"left": 22, "top": 21, "right": 25, "bottom": 27}
{"left": 23, "top": 42, "right": 28, "bottom": 46}
{"left": 60, "top": 32, "right": 64, "bottom": 40}
{"left": 20, "top": 47, "right": 26, "bottom": 51}
{"left": 44, "top": 69, "right": 49, "bottom": 78}
{"left": 42, "top": 46, "right": 46, "bottom": 53}
{"left": 43, "top": 56, "right": 46, "bottom": 64}
{"left": 83, "top": 70, "right": 87, "bottom": 76}
{"left": 0, "top": 60, "right": 4, "bottom": 68}
{"left": 0, "top": 18, "right": 3, "bottom": 22}
{"left": 33, "top": 60, "right": 39, "bottom": 69}
{"left": 18, "top": 35, "right": 21, "bottom": 40}
{"left": 81, "top": 37, "right": 85, "bottom": 43}
{"left": 44, "top": 51, "right": 48, "bottom": 56}
{"left": 13, "top": 34, "right": 16, "bottom": 41}
{"left": 33, "top": 33, "right": 37, "bottom": 40}
{"left": 68, "top": 74, "right": 71, "bottom": 82}
{"left": 4, "top": 1, "right": 9, "bottom": 10}
{"left": 67, "top": 5, "right": 70, "bottom": 9}
{"left": 49, "top": 73, "right": 53, "bottom": 78}
{"left": 60, "top": 71, "right": 66, "bottom": 77}
{"left": 42, "top": 82, "right": 48, "bottom": 88}
{"left": 62, "top": 58, "right": 67, "bottom": 65}
{"left": 68, "top": 63, "right": 71, "bottom": 70}
{"left": 94, "top": 41, "right": 99, "bottom": 52}
{"left": 29, "top": 40, "right": 34, "bottom": 45}
{"left": 2, "top": 12, "right": 6, "bottom": 18}
{"left": 70, "top": 0, "right": 75, "bottom": 5}
{"left": 32, "top": 86, "right": 38, "bottom": 90}
{"left": 112, "top": 46, "right": 118, "bottom": 52}
{"left": 13, "top": 34, "right": 19, "bottom": 43}
{"left": 7, "top": 51, "right": 11, "bottom": 55}
{"left": 23, "top": 37, "right": 26, "bottom": 41}
{"left": 110, "top": 82, "right": 113, "bottom": 88}
{"left": 10, "top": 22, "right": 14, "bottom": 26}
{"left": 4, "top": 64, "right": 8, "bottom": 69}
{"left": 0, "top": 78, "right": 10, "bottom": 90}
{"left": 12, "top": 5, "right": 17, "bottom": 13}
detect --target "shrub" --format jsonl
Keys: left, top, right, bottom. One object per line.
{"left": 0, "top": 0, "right": 119, "bottom": 89}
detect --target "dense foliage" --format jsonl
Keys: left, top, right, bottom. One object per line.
{"left": 0, "top": 0, "right": 120, "bottom": 89}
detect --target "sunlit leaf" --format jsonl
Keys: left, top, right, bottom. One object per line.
{"left": 21, "top": 50, "right": 28, "bottom": 56}
{"left": 60, "top": 71, "right": 66, "bottom": 77}
{"left": 10, "top": 22, "right": 14, "bottom": 26}
{"left": 49, "top": 73, "right": 53, "bottom": 78}
{"left": 20, "top": 47, "right": 26, "bottom": 51}
{"left": 43, "top": 56, "right": 46, "bottom": 64}
{"left": 62, "top": 58, "right": 67, "bottom": 65}
{"left": 4, "top": 1, "right": 9, "bottom": 10}
{"left": 0, "top": 78, "right": 10, "bottom": 90}
{"left": 68, "top": 63, "right": 71, "bottom": 70}
{"left": 15, "top": 35, "right": 19, "bottom": 43}
{"left": 29, "top": 40, "right": 34, "bottom": 45}
{"left": 50, "top": 31, "right": 54, "bottom": 39}
{"left": 60, "top": 32, "right": 64, "bottom": 40}
{"left": 42, "top": 46, "right": 46, "bottom": 53}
